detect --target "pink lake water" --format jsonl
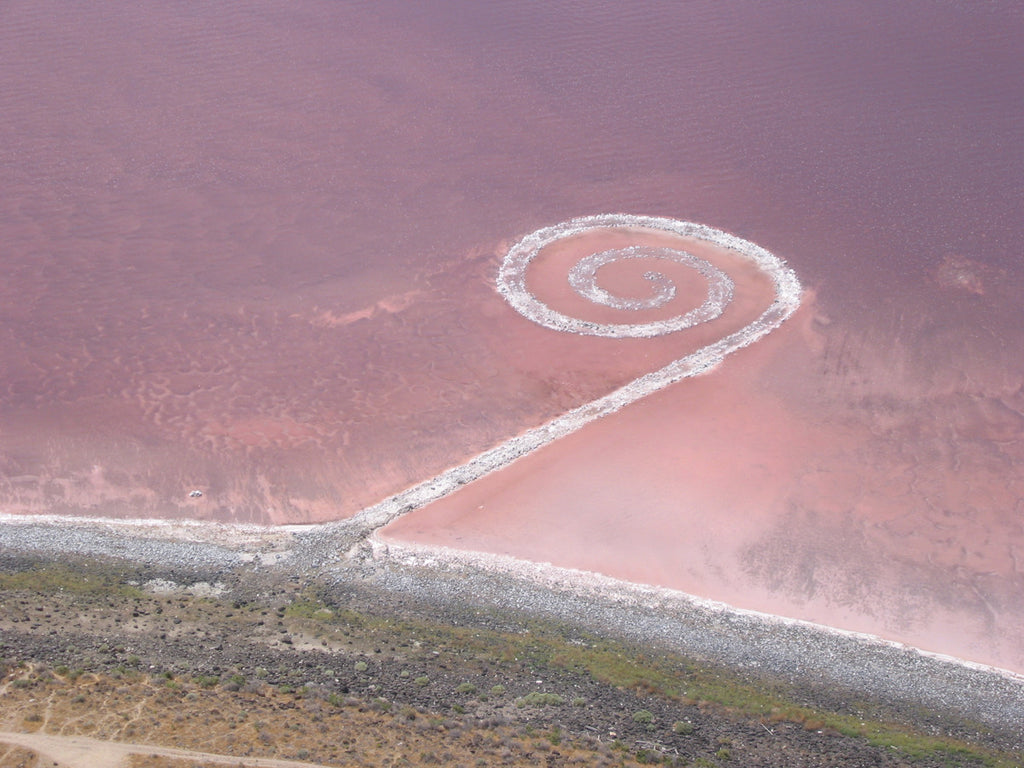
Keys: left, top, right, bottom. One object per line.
{"left": 2, "top": 2, "right": 1023, "bottom": 671}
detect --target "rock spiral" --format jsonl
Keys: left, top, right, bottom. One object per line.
{"left": 498, "top": 215, "right": 742, "bottom": 338}
{"left": 352, "top": 214, "right": 802, "bottom": 534}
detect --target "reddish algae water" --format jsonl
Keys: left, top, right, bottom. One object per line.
{"left": 2, "top": 1, "right": 1023, "bottom": 670}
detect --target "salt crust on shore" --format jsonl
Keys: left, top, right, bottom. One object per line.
{"left": 3, "top": 216, "right": 1023, "bottom": 737}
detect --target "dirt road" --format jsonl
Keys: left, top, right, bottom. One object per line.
{"left": 0, "top": 731, "right": 332, "bottom": 768}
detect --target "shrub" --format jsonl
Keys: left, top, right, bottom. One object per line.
{"left": 633, "top": 709, "right": 654, "bottom": 724}
{"left": 515, "top": 692, "right": 564, "bottom": 708}
{"left": 223, "top": 673, "right": 246, "bottom": 691}
{"left": 354, "top": 661, "right": 368, "bottom": 673}
{"left": 455, "top": 682, "right": 477, "bottom": 695}
{"left": 672, "top": 720, "right": 694, "bottom": 735}
{"left": 415, "top": 676, "right": 430, "bottom": 687}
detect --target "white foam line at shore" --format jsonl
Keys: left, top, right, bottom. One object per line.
{"left": 0, "top": 507, "right": 298, "bottom": 559}
{"left": 0, "top": 512, "right": 300, "bottom": 532}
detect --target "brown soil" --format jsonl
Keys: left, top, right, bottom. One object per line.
{"left": 0, "top": 672, "right": 629, "bottom": 768}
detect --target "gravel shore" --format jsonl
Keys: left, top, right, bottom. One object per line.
{"left": 3, "top": 512, "right": 1022, "bottom": 749}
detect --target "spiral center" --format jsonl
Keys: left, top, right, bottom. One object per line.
{"left": 569, "top": 246, "right": 727, "bottom": 313}
{"left": 498, "top": 216, "right": 740, "bottom": 339}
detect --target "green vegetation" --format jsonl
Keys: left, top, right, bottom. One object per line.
{"left": 515, "top": 692, "right": 564, "bottom": 708}
{"left": 278, "top": 586, "right": 1021, "bottom": 768}
{"left": 0, "top": 562, "right": 143, "bottom": 598}
{"left": 283, "top": 593, "right": 369, "bottom": 628}
{"left": 224, "top": 673, "right": 247, "bottom": 691}
{"left": 1, "top": 559, "right": 1021, "bottom": 767}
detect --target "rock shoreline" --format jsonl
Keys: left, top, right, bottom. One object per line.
{"left": 2, "top": 514, "right": 1022, "bottom": 748}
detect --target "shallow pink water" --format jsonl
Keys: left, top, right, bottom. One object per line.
{"left": 385, "top": 298, "right": 1024, "bottom": 671}
{"left": 2, "top": 1, "right": 1023, "bottom": 670}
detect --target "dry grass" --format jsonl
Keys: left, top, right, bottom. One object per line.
{"left": 0, "top": 666, "right": 649, "bottom": 768}
{"left": 0, "top": 746, "right": 38, "bottom": 768}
